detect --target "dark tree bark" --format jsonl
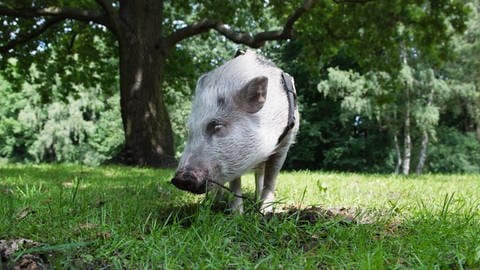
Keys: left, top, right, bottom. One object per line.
{"left": 477, "top": 124, "right": 480, "bottom": 142}
{"left": 394, "top": 133, "right": 402, "bottom": 174}
{"left": 113, "top": 1, "right": 176, "bottom": 167}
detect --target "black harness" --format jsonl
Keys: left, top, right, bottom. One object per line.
{"left": 277, "top": 72, "right": 297, "bottom": 146}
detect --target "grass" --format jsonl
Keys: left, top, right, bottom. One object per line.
{"left": 1, "top": 164, "right": 479, "bottom": 269}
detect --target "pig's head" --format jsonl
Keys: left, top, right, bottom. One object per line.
{"left": 171, "top": 72, "right": 269, "bottom": 194}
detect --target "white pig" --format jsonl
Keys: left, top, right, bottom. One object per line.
{"left": 171, "top": 50, "right": 299, "bottom": 213}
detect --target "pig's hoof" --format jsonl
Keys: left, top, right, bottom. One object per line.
{"left": 230, "top": 206, "right": 244, "bottom": 215}
{"left": 229, "top": 199, "right": 244, "bottom": 214}
{"left": 260, "top": 204, "right": 275, "bottom": 215}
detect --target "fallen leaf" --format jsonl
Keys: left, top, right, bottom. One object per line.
{"left": 16, "top": 207, "right": 35, "bottom": 221}
{"left": 41, "top": 199, "right": 52, "bottom": 205}
{"left": 90, "top": 198, "right": 106, "bottom": 208}
{"left": 14, "top": 254, "right": 47, "bottom": 270}
{"left": 62, "top": 181, "right": 74, "bottom": 188}
{"left": 1, "top": 188, "right": 13, "bottom": 195}
{"left": 78, "top": 223, "right": 98, "bottom": 230}
{"left": 97, "top": 231, "right": 112, "bottom": 239}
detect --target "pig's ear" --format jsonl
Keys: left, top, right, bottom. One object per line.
{"left": 236, "top": 76, "right": 268, "bottom": 113}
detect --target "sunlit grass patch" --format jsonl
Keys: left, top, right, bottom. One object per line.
{"left": 0, "top": 164, "right": 479, "bottom": 268}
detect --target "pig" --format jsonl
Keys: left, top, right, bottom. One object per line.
{"left": 171, "top": 50, "right": 299, "bottom": 214}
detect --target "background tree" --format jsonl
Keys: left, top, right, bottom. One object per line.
{"left": 443, "top": 0, "right": 480, "bottom": 141}
{"left": 315, "top": 0, "right": 480, "bottom": 174}
{"left": 277, "top": 0, "right": 469, "bottom": 172}
{"left": 318, "top": 65, "right": 454, "bottom": 174}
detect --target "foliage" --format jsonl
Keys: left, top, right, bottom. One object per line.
{"left": 0, "top": 19, "right": 118, "bottom": 103}
{"left": 315, "top": 7, "right": 480, "bottom": 173}
{"left": 283, "top": 0, "right": 469, "bottom": 71}
{"left": 427, "top": 127, "right": 480, "bottom": 173}
{"left": 318, "top": 63, "right": 456, "bottom": 136}
{"left": 322, "top": 130, "right": 393, "bottom": 172}
{"left": 1, "top": 165, "right": 479, "bottom": 268}
{"left": 0, "top": 73, "right": 123, "bottom": 165}
{"left": 441, "top": 0, "right": 480, "bottom": 134}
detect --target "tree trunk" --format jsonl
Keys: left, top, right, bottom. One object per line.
{"left": 416, "top": 130, "right": 429, "bottom": 174}
{"left": 476, "top": 90, "right": 480, "bottom": 142}
{"left": 394, "top": 133, "right": 402, "bottom": 174}
{"left": 114, "top": 1, "right": 176, "bottom": 167}
{"left": 402, "top": 90, "right": 411, "bottom": 175}
{"left": 401, "top": 47, "right": 411, "bottom": 175}
{"left": 477, "top": 124, "right": 480, "bottom": 142}
{"left": 416, "top": 89, "right": 434, "bottom": 174}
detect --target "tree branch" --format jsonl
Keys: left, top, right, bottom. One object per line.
{"left": 165, "top": 0, "right": 318, "bottom": 49}
{"left": 94, "top": 0, "right": 115, "bottom": 16}
{"left": 333, "top": 0, "right": 374, "bottom": 3}
{"left": 0, "top": 16, "right": 64, "bottom": 54}
{"left": 93, "top": 0, "right": 121, "bottom": 37}
{"left": 0, "top": 6, "right": 109, "bottom": 26}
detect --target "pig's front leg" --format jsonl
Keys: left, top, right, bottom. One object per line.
{"left": 260, "top": 149, "right": 289, "bottom": 214}
{"left": 211, "top": 185, "right": 225, "bottom": 203}
{"left": 229, "top": 177, "right": 244, "bottom": 213}
{"left": 255, "top": 163, "right": 265, "bottom": 201}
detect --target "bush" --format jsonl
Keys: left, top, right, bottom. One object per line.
{"left": 0, "top": 77, "right": 124, "bottom": 165}
{"left": 427, "top": 127, "right": 480, "bottom": 173}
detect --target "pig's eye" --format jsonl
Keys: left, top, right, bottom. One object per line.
{"left": 206, "top": 120, "right": 224, "bottom": 136}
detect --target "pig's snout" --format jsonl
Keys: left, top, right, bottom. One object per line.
{"left": 171, "top": 169, "right": 207, "bottom": 194}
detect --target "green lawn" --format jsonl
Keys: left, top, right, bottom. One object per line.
{"left": 1, "top": 164, "right": 479, "bottom": 269}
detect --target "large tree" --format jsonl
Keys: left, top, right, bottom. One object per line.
{"left": 0, "top": 0, "right": 468, "bottom": 167}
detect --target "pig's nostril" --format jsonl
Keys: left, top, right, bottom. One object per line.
{"left": 182, "top": 171, "right": 197, "bottom": 182}
{"left": 171, "top": 177, "right": 183, "bottom": 187}
{"left": 171, "top": 172, "right": 199, "bottom": 191}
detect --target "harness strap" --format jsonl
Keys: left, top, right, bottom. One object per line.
{"left": 234, "top": 49, "right": 246, "bottom": 57}
{"left": 277, "top": 72, "right": 297, "bottom": 145}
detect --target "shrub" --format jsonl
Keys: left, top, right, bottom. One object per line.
{"left": 427, "top": 127, "right": 480, "bottom": 173}
{"left": 0, "top": 77, "right": 124, "bottom": 165}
